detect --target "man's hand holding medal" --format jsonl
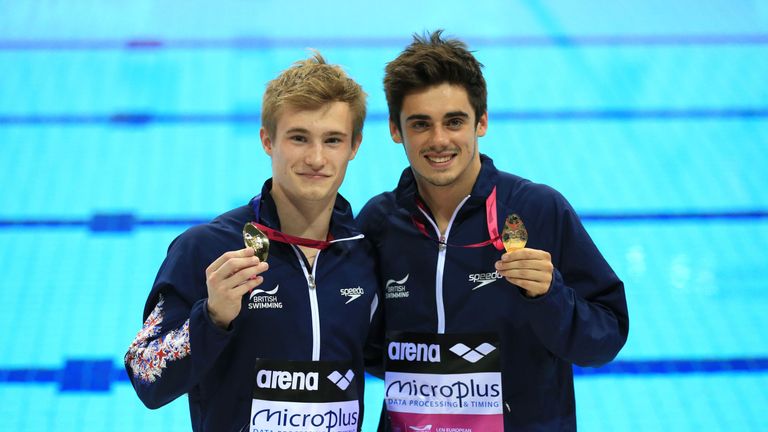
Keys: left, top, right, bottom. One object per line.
{"left": 495, "top": 214, "right": 554, "bottom": 298}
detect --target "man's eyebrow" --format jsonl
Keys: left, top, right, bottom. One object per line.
{"left": 444, "top": 111, "right": 470, "bottom": 119}
{"left": 284, "top": 127, "right": 310, "bottom": 134}
{"left": 404, "top": 112, "right": 470, "bottom": 122}
{"left": 284, "top": 128, "right": 349, "bottom": 137}
{"left": 324, "top": 130, "right": 349, "bottom": 137}
{"left": 404, "top": 114, "right": 432, "bottom": 122}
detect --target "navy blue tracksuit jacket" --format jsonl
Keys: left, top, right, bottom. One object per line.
{"left": 357, "top": 155, "right": 629, "bottom": 431}
{"left": 125, "top": 180, "right": 381, "bottom": 431}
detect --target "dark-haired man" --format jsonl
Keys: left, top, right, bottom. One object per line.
{"left": 358, "top": 31, "right": 629, "bottom": 431}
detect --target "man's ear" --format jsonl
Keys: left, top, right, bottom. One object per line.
{"left": 349, "top": 133, "right": 362, "bottom": 161}
{"left": 260, "top": 127, "right": 273, "bottom": 156}
{"left": 476, "top": 112, "right": 488, "bottom": 137}
{"left": 389, "top": 118, "right": 402, "bottom": 143}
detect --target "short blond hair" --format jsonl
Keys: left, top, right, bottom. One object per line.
{"left": 262, "top": 52, "right": 367, "bottom": 142}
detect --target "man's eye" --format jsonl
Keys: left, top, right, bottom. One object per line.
{"left": 326, "top": 137, "right": 342, "bottom": 145}
{"left": 410, "top": 121, "right": 430, "bottom": 131}
{"left": 446, "top": 118, "right": 465, "bottom": 129}
{"left": 290, "top": 135, "right": 307, "bottom": 143}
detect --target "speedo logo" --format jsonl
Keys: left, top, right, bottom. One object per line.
{"left": 340, "top": 286, "right": 364, "bottom": 304}
{"left": 469, "top": 271, "right": 502, "bottom": 290}
{"left": 449, "top": 342, "right": 496, "bottom": 363}
{"left": 388, "top": 341, "right": 441, "bottom": 362}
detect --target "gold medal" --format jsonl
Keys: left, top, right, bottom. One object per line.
{"left": 243, "top": 222, "right": 270, "bottom": 262}
{"left": 502, "top": 214, "right": 528, "bottom": 252}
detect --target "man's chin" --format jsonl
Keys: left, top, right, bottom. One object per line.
{"left": 418, "top": 171, "right": 459, "bottom": 188}
{"left": 297, "top": 188, "right": 336, "bottom": 202}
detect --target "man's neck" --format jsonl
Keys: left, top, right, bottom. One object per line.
{"left": 270, "top": 190, "right": 334, "bottom": 241}
{"left": 416, "top": 164, "right": 481, "bottom": 234}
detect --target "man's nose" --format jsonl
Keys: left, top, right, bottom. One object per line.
{"left": 305, "top": 141, "right": 326, "bottom": 169}
{"left": 432, "top": 126, "right": 450, "bottom": 146}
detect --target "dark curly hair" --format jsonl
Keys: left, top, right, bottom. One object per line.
{"left": 384, "top": 30, "right": 487, "bottom": 132}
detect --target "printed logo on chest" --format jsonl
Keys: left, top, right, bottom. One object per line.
{"left": 248, "top": 284, "right": 283, "bottom": 309}
{"left": 468, "top": 270, "right": 503, "bottom": 290}
{"left": 385, "top": 274, "right": 410, "bottom": 300}
{"left": 340, "top": 286, "right": 365, "bottom": 304}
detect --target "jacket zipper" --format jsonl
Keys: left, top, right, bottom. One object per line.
{"left": 417, "top": 195, "right": 471, "bottom": 334}
{"left": 291, "top": 233, "right": 365, "bottom": 360}
{"left": 294, "top": 246, "right": 322, "bottom": 361}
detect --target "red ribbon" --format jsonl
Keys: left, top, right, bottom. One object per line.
{"left": 486, "top": 186, "right": 504, "bottom": 250}
{"left": 247, "top": 222, "right": 334, "bottom": 250}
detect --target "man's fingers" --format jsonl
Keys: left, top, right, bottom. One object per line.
{"left": 209, "top": 255, "right": 261, "bottom": 286}
{"left": 500, "top": 268, "right": 548, "bottom": 282}
{"left": 234, "top": 262, "right": 269, "bottom": 285}
{"left": 498, "top": 250, "right": 553, "bottom": 298}
{"left": 213, "top": 261, "right": 269, "bottom": 292}
{"left": 495, "top": 259, "right": 553, "bottom": 274}
{"left": 506, "top": 277, "right": 550, "bottom": 296}
{"left": 206, "top": 247, "right": 255, "bottom": 276}
{"left": 233, "top": 276, "right": 265, "bottom": 297}
{"left": 501, "top": 248, "right": 551, "bottom": 262}
{"left": 217, "top": 255, "right": 262, "bottom": 278}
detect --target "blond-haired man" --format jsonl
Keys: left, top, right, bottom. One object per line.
{"left": 126, "top": 53, "right": 379, "bottom": 432}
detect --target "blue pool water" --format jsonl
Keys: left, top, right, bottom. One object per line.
{"left": 1, "top": 1, "right": 767, "bottom": 430}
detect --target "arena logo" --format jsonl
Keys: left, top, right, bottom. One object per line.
{"left": 449, "top": 343, "right": 496, "bottom": 364}
{"left": 327, "top": 369, "right": 355, "bottom": 390}
{"left": 256, "top": 369, "right": 319, "bottom": 391}
{"left": 388, "top": 341, "right": 441, "bottom": 363}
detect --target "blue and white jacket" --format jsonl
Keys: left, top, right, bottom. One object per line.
{"left": 125, "top": 180, "right": 381, "bottom": 432}
{"left": 357, "top": 155, "right": 629, "bottom": 431}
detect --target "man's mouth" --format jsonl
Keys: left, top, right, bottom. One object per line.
{"left": 298, "top": 172, "right": 331, "bottom": 179}
{"left": 425, "top": 153, "right": 457, "bottom": 165}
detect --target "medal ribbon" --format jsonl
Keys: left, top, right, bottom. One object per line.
{"left": 411, "top": 186, "right": 504, "bottom": 251}
{"left": 250, "top": 196, "right": 334, "bottom": 250}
